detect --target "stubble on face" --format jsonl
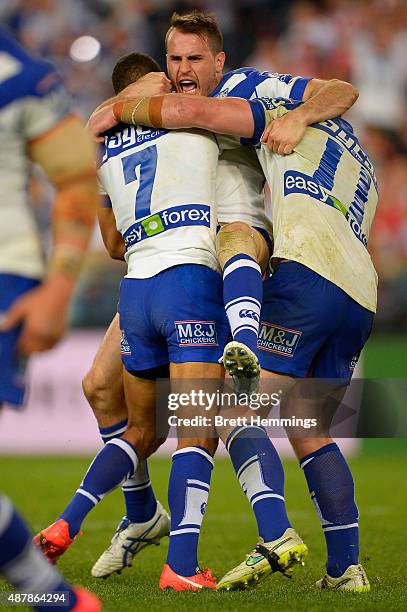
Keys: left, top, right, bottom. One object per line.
{"left": 166, "top": 30, "right": 224, "bottom": 97}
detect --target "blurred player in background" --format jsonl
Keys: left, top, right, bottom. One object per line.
{"left": 0, "top": 495, "right": 100, "bottom": 611}
{"left": 0, "top": 25, "right": 98, "bottom": 407}
{"left": 0, "top": 26, "right": 100, "bottom": 611}
{"left": 96, "top": 75, "right": 377, "bottom": 594}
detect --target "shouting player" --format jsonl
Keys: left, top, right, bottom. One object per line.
{"left": 88, "top": 10, "right": 364, "bottom": 591}
{"left": 164, "top": 11, "right": 357, "bottom": 394}
{"left": 93, "top": 63, "right": 377, "bottom": 593}
{"left": 36, "top": 52, "right": 308, "bottom": 591}
{"left": 86, "top": 10, "right": 360, "bottom": 590}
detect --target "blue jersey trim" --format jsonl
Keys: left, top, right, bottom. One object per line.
{"left": 210, "top": 67, "right": 272, "bottom": 99}
{"left": 0, "top": 27, "right": 63, "bottom": 111}
{"left": 241, "top": 99, "right": 267, "bottom": 146}
{"left": 289, "top": 77, "right": 311, "bottom": 101}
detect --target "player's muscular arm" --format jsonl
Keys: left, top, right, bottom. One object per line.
{"left": 0, "top": 115, "right": 99, "bottom": 354}
{"left": 89, "top": 94, "right": 255, "bottom": 139}
{"left": 98, "top": 208, "right": 125, "bottom": 261}
{"left": 262, "top": 78, "right": 359, "bottom": 155}
{"left": 88, "top": 72, "right": 172, "bottom": 141}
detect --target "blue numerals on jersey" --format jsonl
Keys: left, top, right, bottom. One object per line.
{"left": 121, "top": 145, "right": 157, "bottom": 219}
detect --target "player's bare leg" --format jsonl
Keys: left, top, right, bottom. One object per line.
{"left": 82, "top": 314, "right": 127, "bottom": 427}
{"left": 159, "top": 362, "right": 220, "bottom": 591}
{"left": 217, "top": 222, "right": 270, "bottom": 395}
{"left": 286, "top": 382, "right": 370, "bottom": 592}
{"left": 215, "top": 369, "right": 307, "bottom": 590}
{"left": 80, "top": 314, "right": 169, "bottom": 577}
{"left": 90, "top": 368, "right": 170, "bottom": 578}
{"left": 35, "top": 346, "right": 169, "bottom": 569}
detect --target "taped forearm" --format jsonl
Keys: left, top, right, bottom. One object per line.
{"left": 29, "top": 114, "right": 99, "bottom": 280}
{"left": 113, "top": 96, "right": 165, "bottom": 128}
{"left": 48, "top": 180, "right": 99, "bottom": 279}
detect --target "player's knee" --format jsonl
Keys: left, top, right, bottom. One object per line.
{"left": 216, "top": 222, "right": 258, "bottom": 270}
{"left": 220, "top": 221, "right": 253, "bottom": 235}
{"left": 123, "top": 424, "right": 159, "bottom": 459}
{"left": 82, "top": 367, "right": 112, "bottom": 412}
{"left": 289, "top": 437, "right": 333, "bottom": 460}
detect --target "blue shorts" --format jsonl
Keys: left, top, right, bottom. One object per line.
{"left": 0, "top": 274, "right": 40, "bottom": 406}
{"left": 257, "top": 262, "right": 374, "bottom": 381}
{"left": 118, "top": 264, "right": 231, "bottom": 372}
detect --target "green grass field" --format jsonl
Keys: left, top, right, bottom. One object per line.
{"left": 1, "top": 452, "right": 406, "bottom": 612}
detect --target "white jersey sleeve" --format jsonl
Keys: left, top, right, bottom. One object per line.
{"left": 212, "top": 68, "right": 311, "bottom": 233}
{"left": 0, "top": 28, "right": 72, "bottom": 279}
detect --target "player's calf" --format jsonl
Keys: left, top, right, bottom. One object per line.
{"left": 163, "top": 442, "right": 216, "bottom": 590}
{"left": 298, "top": 441, "right": 360, "bottom": 579}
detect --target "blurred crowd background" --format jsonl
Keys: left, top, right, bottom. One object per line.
{"left": 2, "top": 0, "right": 407, "bottom": 331}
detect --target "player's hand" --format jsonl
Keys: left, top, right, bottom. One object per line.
{"left": 0, "top": 275, "right": 74, "bottom": 354}
{"left": 87, "top": 104, "right": 118, "bottom": 142}
{"left": 261, "top": 111, "right": 307, "bottom": 155}
{"left": 120, "top": 72, "right": 172, "bottom": 98}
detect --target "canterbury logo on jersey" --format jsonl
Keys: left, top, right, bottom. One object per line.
{"left": 284, "top": 171, "right": 368, "bottom": 246}
{"left": 123, "top": 204, "right": 211, "bottom": 249}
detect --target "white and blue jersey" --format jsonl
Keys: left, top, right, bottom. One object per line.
{"left": 98, "top": 126, "right": 219, "bottom": 278}
{"left": 247, "top": 96, "right": 378, "bottom": 314}
{"left": 0, "top": 26, "right": 71, "bottom": 280}
{"left": 211, "top": 68, "right": 311, "bottom": 233}
{"left": 98, "top": 123, "right": 230, "bottom": 370}
{"left": 0, "top": 27, "right": 71, "bottom": 406}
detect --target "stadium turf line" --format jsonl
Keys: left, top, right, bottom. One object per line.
{"left": 0, "top": 453, "right": 406, "bottom": 611}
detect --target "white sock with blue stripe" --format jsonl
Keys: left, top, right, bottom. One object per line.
{"left": 166, "top": 447, "right": 213, "bottom": 576}
{"left": 99, "top": 420, "right": 157, "bottom": 523}
{"left": 223, "top": 254, "right": 262, "bottom": 353}
{"left": 60, "top": 438, "right": 139, "bottom": 538}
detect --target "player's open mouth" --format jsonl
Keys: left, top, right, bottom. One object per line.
{"left": 179, "top": 79, "right": 198, "bottom": 94}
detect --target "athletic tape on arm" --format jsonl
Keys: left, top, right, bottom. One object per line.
{"left": 113, "top": 96, "right": 164, "bottom": 128}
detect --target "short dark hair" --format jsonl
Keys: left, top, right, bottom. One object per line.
{"left": 111, "top": 52, "right": 161, "bottom": 94}
{"left": 165, "top": 11, "right": 223, "bottom": 55}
